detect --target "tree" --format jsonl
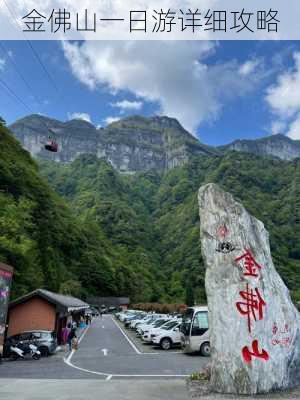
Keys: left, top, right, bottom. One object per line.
{"left": 185, "top": 283, "right": 195, "bottom": 306}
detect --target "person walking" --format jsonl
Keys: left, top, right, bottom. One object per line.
{"left": 62, "top": 323, "right": 71, "bottom": 345}
{"left": 67, "top": 327, "right": 77, "bottom": 351}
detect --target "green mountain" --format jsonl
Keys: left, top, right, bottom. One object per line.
{"left": 39, "top": 150, "right": 300, "bottom": 304}
{"left": 0, "top": 122, "right": 160, "bottom": 301}
{"left": 1, "top": 119, "right": 299, "bottom": 304}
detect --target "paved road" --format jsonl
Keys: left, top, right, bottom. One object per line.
{"left": 69, "top": 315, "right": 208, "bottom": 378}
{"left": 0, "top": 315, "right": 208, "bottom": 380}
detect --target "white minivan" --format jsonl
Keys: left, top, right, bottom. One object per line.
{"left": 180, "top": 306, "right": 210, "bottom": 356}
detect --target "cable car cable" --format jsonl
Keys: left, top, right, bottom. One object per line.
{"left": 2, "top": 0, "right": 64, "bottom": 101}
{"left": 0, "top": 41, "right": 41, "bottom": 107}
{"left": 0, "top": 77, "right": 33, "bottom": 113}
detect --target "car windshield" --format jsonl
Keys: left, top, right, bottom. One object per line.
{"left": 161, "top": 320, "right": 176, "bottom": 329}
{"left": 41, "top": 332, "right": 52, "bottom": 339}
{"left": 144, "top": 318, "right": 154, "bottom": 324}
{"left": 165, "top": 322, "right": 178, "bottom": 330}
{"left": 153, "top": 319, "right": 168, "bottom": 327}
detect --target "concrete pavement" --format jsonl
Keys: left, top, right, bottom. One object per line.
{"left": 0, "top": 379, "right": 190, "bottom": 400}
{"left": 68, "top": 314, "right": 208, "bottom": 377}
{"left": 0, "top": 315, "right": 207, "bottom": 379}
{"left": 0, "top": 315, "right": 208, "bottom": 399}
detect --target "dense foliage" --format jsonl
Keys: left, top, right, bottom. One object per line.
{"left": 39, "top": 150, "right": 300, "bottom": 304}
{"left": 0, "top": 124, "right": 156, "bottom": 300}
{"left": 1, "top": 121, "right": 299, "bottom": 303}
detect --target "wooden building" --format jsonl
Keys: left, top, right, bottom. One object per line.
{"left": 8, "top": 289, "right": 89, "bottom": 343}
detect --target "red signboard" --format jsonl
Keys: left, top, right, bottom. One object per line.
{"left": 0, "top": 263, "right": 13, "bottom": 356}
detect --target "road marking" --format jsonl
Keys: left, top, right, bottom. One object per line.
{"left": 110, "top": 316, "right": 142, "bottom": 354}
{"left": 64, "top": 322, "right": 91, "bottom": 364}
{"left": 102, "top": 348, "right": 108, "bottom": 356}
{"left": 112, "top": 373, "right": 189, "bottom": 377}
{"left": 64, "top": 357, "right": 109, "bottom": 378}
{"left": 63, "top": 315, "right": 193, "bottom": 379}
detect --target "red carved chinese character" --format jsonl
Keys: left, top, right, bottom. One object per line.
{"left": 235, "top": 249, "right": 262, "bottom": 277}
{"left": 242, "top": 339, "right": 269, "bottom": 363}
{"left": 236, "top": 283, "right": 266, "bottom": 333}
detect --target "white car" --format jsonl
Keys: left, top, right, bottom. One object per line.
{"left": 130, "top": 315, "right": 149, "bottom": 329}
{"left": 135, "top": 317, "right": 156, "bottom": 333}
{"left": 140, "top": 318, "right": 172, "bottom": 340}
{"left": 118, "top": 310, "right": 137, "bottom": 322}
{"left": 136, "top": 316, "right": 165, "bottom": 336}
{"left": 151, "top": 321, "right": 182, "bottom": 350}
{"left": 142, "top": 319, "right": 179, "bottom": 343}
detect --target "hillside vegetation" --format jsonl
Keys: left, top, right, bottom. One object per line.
{"left": 0, "top": 123, "right": 159, "bottom": 300}
{"left": 1, "top": 121, "right": 299, "bottom": 303}
{"left": 39, "top": 150, "right": 300, "bottom": 304}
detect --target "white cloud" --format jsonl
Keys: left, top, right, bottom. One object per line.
{"left": 270, "top": 120, "right": 286, "bottom": 135}
{"left": 0, "top": 58, "right": 6, "bottom": 71}
{"left": 286, "top": 114, "right": 300, "bottom": 140}
{"left": 104, "top": 116, "right": 120, "bottom": 125}
{"left": 111, "top": 100, "right": 143, "bottom": 112}
{"left": 63, "top": 41, "right": 262, "bottom": 134}
{"left": 68, "top": 112, "right": 92, "bottom": 123}
{"left": 266, "top": 52, "right": 300, "bottom": 119}
{"left": 239, "top": 59, "right": 261, "bottom": 76}
{"left": 266, "top": 52, "right": 300, "bottom": 140}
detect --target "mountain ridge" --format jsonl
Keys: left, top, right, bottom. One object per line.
{"left": 9, "top": 114, "right": 300, "bottom": 172}
{"left": 221, "top": 133, "right": 300, "bottom": 161}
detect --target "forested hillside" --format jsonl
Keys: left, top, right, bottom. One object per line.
{"left": 0, "top": 123, "right": 160, "bottom": 301}
{"left": 39, "top": 151, "right": 300, "bottom": 304}
{"left": 1, "top": 121, "right": 299, "bottom": 303}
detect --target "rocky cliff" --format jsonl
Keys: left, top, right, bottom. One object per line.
{"left": 9, "top": 114, "right": 300, "bottom": 173}
{"left": 222, "top": 134, "right": 300, "bottom": 161}
{"left": 9, "top": 114, "right": 217, "bottom": 173}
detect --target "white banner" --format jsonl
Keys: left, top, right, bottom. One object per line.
{"left": 0, "top": 0, "right": 297, "bottom": 40}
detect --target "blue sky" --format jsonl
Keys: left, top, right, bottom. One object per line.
{"left": 1, "top": 40, "right": 300, "bottom": 145}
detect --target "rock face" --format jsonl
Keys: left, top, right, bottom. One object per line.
{"left": 198, "top": 183, "right": 300, "bottom": 395}
{"left": 9, "top": 114, "right": 216, "bottom": 173}
{"left": 221, "top": 134, "right": 300, "bottom": 161}
{"left": 9, "top": 115, "right": 300, "bottom": 172}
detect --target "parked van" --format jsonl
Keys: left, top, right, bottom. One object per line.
{"left": 180, "top": 306, "right": 210, "bottom": 356}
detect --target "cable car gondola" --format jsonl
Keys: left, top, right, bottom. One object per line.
{"left": 44, "top": 137, "right": 58, "bottom": 152}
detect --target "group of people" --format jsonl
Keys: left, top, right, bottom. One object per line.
{"left": 62, "top": 321, "right": 78, "bottom": 351}
{"left": 61, "top": 314, "right": 93, "bottom": 351}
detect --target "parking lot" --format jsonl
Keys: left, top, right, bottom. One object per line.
{"left": 0, "top": 314, "right": 209, "bottom": 380}
{"left": 113, "top": 316, "right": 182, "bottom": 354}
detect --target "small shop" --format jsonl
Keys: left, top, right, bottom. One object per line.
{"left": 7, "top": 289, "right": 89, "bottom": 344}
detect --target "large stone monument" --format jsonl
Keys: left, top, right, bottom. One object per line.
{"left": 198, "top": 183, "right": 300, "bottom": 395}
